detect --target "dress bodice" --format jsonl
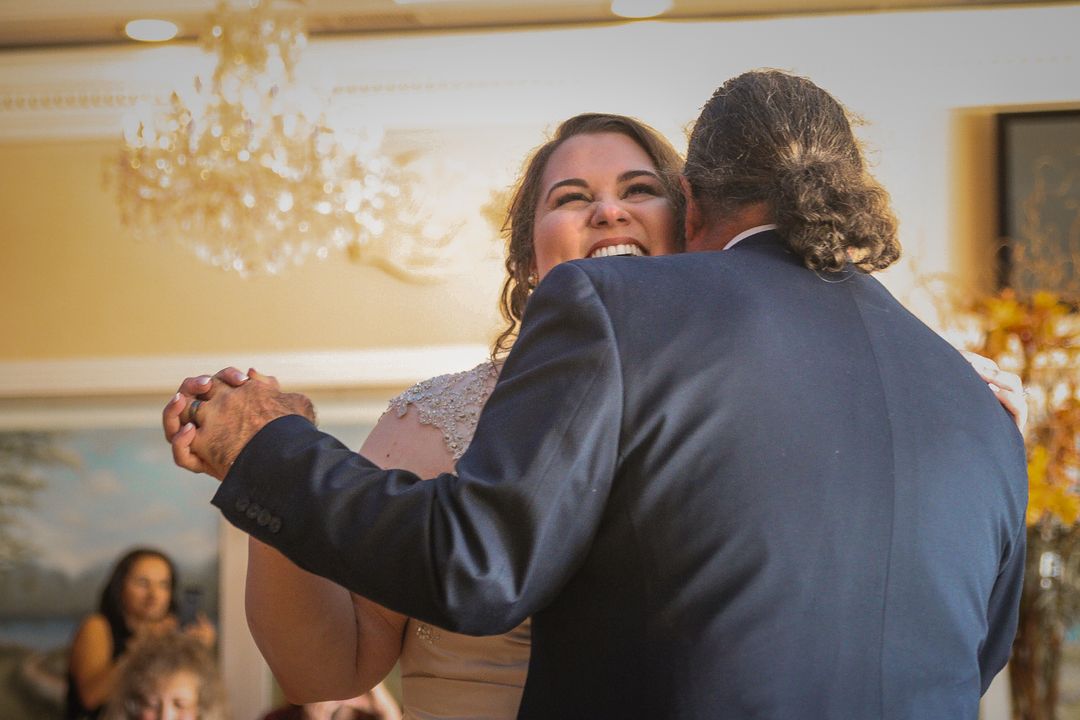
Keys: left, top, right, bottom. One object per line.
{"left": 387, "top": 361, "right": 532, "bottom": 720}
{"left": 388, "top": 361, "right": 500, "bottom": 462}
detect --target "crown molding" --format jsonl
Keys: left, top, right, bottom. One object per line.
{"left": 0, "top": 344, "right": 490, "bottom": 398}
{"left": 0, "top": 344, "right": 492, "bottom": 430}
{"left": 0, "top": 35, "right": 555, "bottom": 141}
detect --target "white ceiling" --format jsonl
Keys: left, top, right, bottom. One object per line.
{"left": 0, "top": 0, "right": 1072, "bottom": 50}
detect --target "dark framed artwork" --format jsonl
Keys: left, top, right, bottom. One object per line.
{"left": 997, "top": 110, "right": 1080, "bottom": 302}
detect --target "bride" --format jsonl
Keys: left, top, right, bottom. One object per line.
{"left": 245, "top": 113, "right": 684, "bottom": 720}
{"left": 166, "top": 113, "right": 1026, "bottom": 719}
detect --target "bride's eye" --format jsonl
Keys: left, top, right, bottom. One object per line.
{"left": 553, "top": 192, "right": 590, "bottom": 207}
{"left": 624, "top": 183, "right": 660, "bottom": 198}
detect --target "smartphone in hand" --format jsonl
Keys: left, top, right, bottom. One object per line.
{"left": 178, "top": 586, "right": 204, "bottom": 627}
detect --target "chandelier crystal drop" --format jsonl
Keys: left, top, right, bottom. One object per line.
{"left": 114, "top": 0, "right": 443, "bottom": 278}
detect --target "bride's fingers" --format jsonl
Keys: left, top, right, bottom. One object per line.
{"left": 975, "top": 366, "right": 1027, "bottom": 429}
{"left": 162, "top": 392, "right": 188, "bottom": 441}
{"left": 990, "top": 369, "right": 1023, "bottom": 396}
{"left": 960, "top": 350, "right": 1000, "bottom": 378}
{"left": 248, "top": 367, "right": 280, "bottom": 391}
{"left": 178, "top": 375, "right": 214, "bottom": 398}
{"left": 958, "top": 351, "right": 1027, "bottom": 433}
{"left": 171, "top": 422, "right": 209, "bottom": 474}
{"left": 991, "top": 384, "right": 1028, "bottom": 434}
{"left": 213, "top": 366, "right": 250, "bottom": 387}
{"left": 163, "top": 376, "right": 212, "bottom": 441}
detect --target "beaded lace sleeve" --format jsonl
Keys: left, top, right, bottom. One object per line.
{"left": 387, "top": 361, "right": 500, "bottom": 461}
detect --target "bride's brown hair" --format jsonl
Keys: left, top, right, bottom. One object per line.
{"left": 492, "top": 113, "right": 685, "bottom": 359}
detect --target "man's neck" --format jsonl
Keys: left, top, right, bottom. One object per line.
{"left": 686, "top": 202, "right": 773, "bottom": 253}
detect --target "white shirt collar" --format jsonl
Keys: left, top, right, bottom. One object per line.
{"left": 722, "top": 224, "right": 778, "bottom": 251}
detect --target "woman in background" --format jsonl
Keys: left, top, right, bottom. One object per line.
{"left": 66, "top": 548, "right": 215, "bottom": 720}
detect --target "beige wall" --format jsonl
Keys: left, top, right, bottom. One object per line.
{"left": 0, "top": 137, "right": 507, "bottom": 361}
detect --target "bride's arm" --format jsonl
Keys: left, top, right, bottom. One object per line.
{"left": 245, "top": 406, "right": 452, "bottom": 703}
{"left": 245, "top": 540, "right": 404, "bottom": 702}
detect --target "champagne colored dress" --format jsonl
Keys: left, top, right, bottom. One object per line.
{"left": 387, "top": 362, "right": 531, "bottom": 720}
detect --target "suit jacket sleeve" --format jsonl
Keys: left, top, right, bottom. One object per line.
{"left": 980, "top": 521, "right": 1026, "bottom": 692}
{"left": 212, "top": 261, "right": 623, "bottom": 634}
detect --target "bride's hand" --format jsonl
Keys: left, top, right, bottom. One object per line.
{"left": 961, "top": 351, "right": 1027, "bottom": 434}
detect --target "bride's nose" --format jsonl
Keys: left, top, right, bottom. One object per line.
{"left": 589, "top": 198, "right": 629, "bottom": 227}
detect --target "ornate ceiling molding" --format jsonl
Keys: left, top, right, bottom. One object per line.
{"left": 0, "top": 38, "right": 553, "bottom": 141}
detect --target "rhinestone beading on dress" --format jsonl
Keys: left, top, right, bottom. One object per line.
{"left": 415, "top": 622, "right": 442, "bottom": 645}
{"left": 388, "top": 361, "right": 500, "bottom": 460}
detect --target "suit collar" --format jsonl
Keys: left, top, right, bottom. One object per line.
{"left": 725, "top": 227, "right": 784, "bottom": 252}
{"left": 723, "top": 224, "right": 778, "bottom": 250}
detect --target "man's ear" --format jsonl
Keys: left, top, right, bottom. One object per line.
{"left": 679, "top": 175, "right": 703, "bottom": 246}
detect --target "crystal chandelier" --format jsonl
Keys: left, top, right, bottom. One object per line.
{"left": 114, "top": 0, "right": 444, "bottom": 277}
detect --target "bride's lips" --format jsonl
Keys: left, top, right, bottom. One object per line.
{"left": 585, "top": 238, "right": 647, "bottom": 259}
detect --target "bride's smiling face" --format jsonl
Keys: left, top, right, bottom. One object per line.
{"left": 532, "top": 132, "right": 678, "bottom": 281}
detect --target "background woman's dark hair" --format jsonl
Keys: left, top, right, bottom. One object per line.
{"left": 684, "top": 69, "right": 899, "bottom": 273}
{"left": 492, "top": 112, "right": 685, "bottom": 358}
{"left": 99, "top": 547, "right": 178, "bottom": 646}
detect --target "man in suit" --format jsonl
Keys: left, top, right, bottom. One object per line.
{"left": 166, "top": 70, "right": 1027, "bottom": 718}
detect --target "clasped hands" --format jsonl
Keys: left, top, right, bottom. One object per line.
{"left": 162, "top": 367, "right": 315, "bottom": 481}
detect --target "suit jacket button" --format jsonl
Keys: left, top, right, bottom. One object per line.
{"left": 246, "top": 503, "right": 260, "bottom": 520}
{"left": 235, "top": 498, "right": 250, "bottom": 512}
{"left": 257, "top": 509, "right": 271, "bottom": 526}
{"left": 269, "top": 517, "right": 282, "bottom": 534}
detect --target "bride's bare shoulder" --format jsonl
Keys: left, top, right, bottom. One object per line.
{"left": 359, "top": 361, "right": 500, "bottom": 475}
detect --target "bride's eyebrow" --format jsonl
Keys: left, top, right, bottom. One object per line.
{"left": 619, "top": 170, "right": 661, "bottom": 183}
{"left": 545, "top": 178, "right": 587, "bottom": 202}
{"left": 544, "top": 170, "right": 660, "bottom": 202}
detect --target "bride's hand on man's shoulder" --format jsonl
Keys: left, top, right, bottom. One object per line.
{"left": 961, "top": 351, "right": 1027, "bottom": 433}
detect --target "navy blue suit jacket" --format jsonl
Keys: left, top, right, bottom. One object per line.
{"left": 215, "top": 231, "right": 1027, "bottom": 719}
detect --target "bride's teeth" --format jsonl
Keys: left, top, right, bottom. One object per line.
{"left": 590, "top": 243, "right": 644, "bottom": 258}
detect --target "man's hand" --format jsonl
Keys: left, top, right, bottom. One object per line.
{"left": 164, "top": 367, "right": 315, "bottom": 481}
{"left": 163, "top": 366, "right": 250, "bottom": 475}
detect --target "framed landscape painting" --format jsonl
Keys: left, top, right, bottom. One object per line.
{"left": 0, "top": 423, "right": 222, "bottom": 719}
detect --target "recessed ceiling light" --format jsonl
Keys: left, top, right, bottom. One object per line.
{"left": 124, "top": 19, "right": 179, "bottom": 43}
{"left": 610, "top": 0, "right": 673, "bottom": 19}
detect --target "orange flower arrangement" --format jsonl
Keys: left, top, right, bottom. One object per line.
{"left": 971, "top": 289, "right": 1080, "bottom": 528}
{"left": 966, "top": 287, "right": 1080, "bottom": 719}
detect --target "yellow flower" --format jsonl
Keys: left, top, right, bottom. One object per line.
{"left": 983, "top": 296, "right": 1027, "bottom": 331}
{"left": 1027, "top": 444, "right": 1080, "bottom": 526}
{"left": 970, "top": 288, "right": 1080, "bottom": 528}
{"left": 1032, "top": 290, "right": 1061, "bottom": 312}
